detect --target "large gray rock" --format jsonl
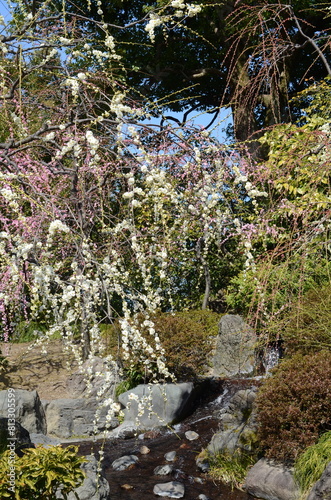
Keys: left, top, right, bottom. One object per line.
{"left": 210, "top": 314, "right": 256, "bottom": 378}
{"left": 307, "top": 461, "right": 331, "bottom": 500}
{"left": 208, "top": 388, "right": 258, "bottom": 456}
{"left": 29, "top": 433, "right": 61, "bottom": 447}
{"left": 44, "top": 398, "right": 118, "bottom": 438}
{"left": 0, "top": 389, "right": 47, "bottom": 434}
{"left": 118, "top": 382, "right": 196, "bottom": 429}
{"left": 66, "top": 356, "right": 120, "bottom": 398}
{"left": 56, "top": 455, "right": 110, "bottom": 500}
{"left": 244, "top": 459, "right": 300, "bottom": 500}
{"left": 0, "top": 417, "right": 32, "bottom": 454}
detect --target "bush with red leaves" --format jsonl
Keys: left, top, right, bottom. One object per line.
{"left": 256, "top": 350, "right": 331, "bottom": 463}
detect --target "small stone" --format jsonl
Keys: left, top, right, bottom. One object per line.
{"left": 179, "top": 442, "right": 190, "bottom": 449}
{"left": 140, "top": 445, "right": 150, "bottom": 455}
{"left": 143, "top": 429, "right": 161, "bottom": 439}
{"left": 111, "top": 455, "right": 139, "bottom": 471}
{"left": 121, "top": 484, "right": 134, "bottom": 490}
{"left": 196, "top": 457, "right": 210, "bottom": 473}
{"left": 164, "top": 451, "right": 177, "bottom": 462}
{"left": 153, "top": 481, "right": 185, "bottom": 498}
{"left": 185, "top": 430, "right": 199, "bottom": 441}
{"left": 198, "top": 495, "right": 210, "bottom": 500}
{"left": 154, "top": 464, "right": 174, "bottom": 476}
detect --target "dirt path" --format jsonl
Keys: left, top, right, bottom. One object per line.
{"left": 0, "top": 340, "right": 78, "bottom": 400}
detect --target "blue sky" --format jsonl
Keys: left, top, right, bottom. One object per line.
{"left": 145, "top": 107, "right": 233, "bottom": 142}
{"left": 0, "top": 0, "right": 10, "bottom": 21}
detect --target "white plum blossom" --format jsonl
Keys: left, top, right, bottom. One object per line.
{"left": 63, "top": 77, "right": 80, "bottom": 97}
{"left": 48, "top": 220, "right": 70, "bottom": 236}
{"left": 105, "top": 35, "right": 116, "bottom": 51}
{"left": 44, "top": 131, "right": 55, "bottom": 141}
{"left": 59, "top": 37, "right": 72, "bottom": 45}
{"left": 1, "top": 187, "right": 16, "bottom": 200}
{"left": 123, "top": 191, "right": 134, "bottom": 199}
{"left": 55, "top": 139, "right": 78, "bottom": 159}
{"left": 77, "top": 72, "right": 87, "bottom": 81}
{"left": 171, "top": 0, "right": 185, "bottom": 8}
{"left": 145, "top": 13, "right": 167, "bottom": 43}
{"left": 86, "top": 130, "right": 99, "bottom": 155}
{"left": 187, "top": 4, "right": 202, "bottom": 16}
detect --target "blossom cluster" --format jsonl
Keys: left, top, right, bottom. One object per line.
{"left": 145, "top": 1, "right": 202, "bottom": 42}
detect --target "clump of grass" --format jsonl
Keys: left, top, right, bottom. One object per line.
{"left": 294, "top": 431, "right": 331, "bottom": 498}
{"left": 208, "top": 451, "right": 256, "bottom": 491}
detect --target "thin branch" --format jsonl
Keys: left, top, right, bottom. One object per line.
{"left": 288, "top": 6, "right": 331, "bottom": 77}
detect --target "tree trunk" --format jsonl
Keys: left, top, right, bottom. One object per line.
{"left": 196, "top": 238, "right": 211, "bottom": 310}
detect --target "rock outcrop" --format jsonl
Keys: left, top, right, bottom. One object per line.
{"left": 66, "top": 356, "right": 121, "bottom": 399}
{"left": 0, "top": 389, "right": 47, "bottom": 434}
{"left": 208, "top": 388, "right": 258, "bottom": 456}
{"left": 209, "top": 314, "right": 256, "bottom": 378}
{"left": 244, "top": 458, "right": 300, "bottom": 500}
{"left": 307, "top": 461, "right": 331, "bottom": 500}
{"left": 43, "top": 397, "right": 119, "bottom": 438}
{"left": 56, "top": 455, "right": 110, "bottom": 500}
{"left": 0, "top": 416, "right": 32, "bottom": 454}
{"left": 118, "top": 382, "right": 197, "bottom": 430}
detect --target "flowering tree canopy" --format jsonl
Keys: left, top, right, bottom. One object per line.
{"left": 0, "top": 0, "right": 330, "bottom": 397}
{"left": 0, "top": 1, "right": 266, "bottom": 374}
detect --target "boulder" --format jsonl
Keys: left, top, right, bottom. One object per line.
{"left": 0, "top": 417, "right": 32, "bottom": 454}
{"left": 210, "top": 314, "right": 256, "bottom": 378}
{"left": 118, "top": 382, "right": 196, "bottom": 429}
{"left": 29, "top": 433, "right": 61, "bottom": 447}
{"left": 44, "top": 398, "right": 119, "bottom": 439}
{"left": 107, "top": 421, "right": 137, "bottom": 439}
{"left": 66, "top": 356, "right": 121, "bottom": 398}
{"left": 208, "top": 388, "right": 258, "bottom": 456}
{"left": 56, "top": 454, "right": 110, "bottom": 500}
{"left": 244, "top": 458, "right": 300, "bottom": 500}
{"left": 307, "top": 461, "right": 331, "bottom": 500}
{"left": 0, "top": 389, "right": 47, "bottom": 434}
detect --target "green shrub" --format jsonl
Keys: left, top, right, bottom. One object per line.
{"left": 256, "top": 351, "right": 331, "bottom": 463}
{"left": 12, "top": 321, "right": 48, "bottom": 343}
{"left": 115, "top": 368, "right": 145, "bottom": 397}
{"left": 0, "top": 445, "right": 86, "bottom": 499}
{"left": 153, "top": 309, "right": 220, "bottom": 379}
{"left": 226, "top": 252, "right": 331, "bottom": 341}
{"left": 280, "top": 283, "right": 331, "bottom": 355}
{"left": 103, "top": 309, "right": 220, "bottom": 383}
{"left": 294, "top": 431, "right": 331, "bottom": 497}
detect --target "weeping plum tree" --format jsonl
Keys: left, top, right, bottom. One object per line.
{"left": 0, "top": 0, "right": 330, "bottom": 399}
{"left": 0, "top": 0, "right": 267, "bottom": 381}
